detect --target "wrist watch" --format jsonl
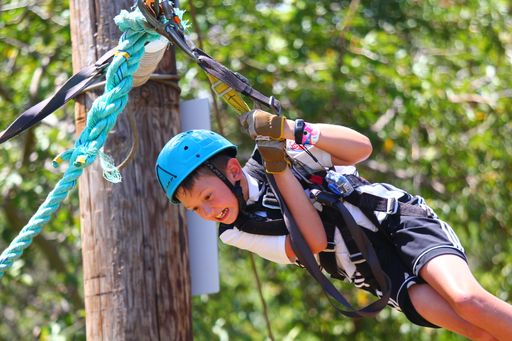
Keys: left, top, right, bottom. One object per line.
{"left": 294, "top": 119, "right": 305, "bottom": 145}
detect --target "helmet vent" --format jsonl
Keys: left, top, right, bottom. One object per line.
{"left": 184, "top": 146, "right": 188, "bottom": 150}
{"left": 196, "top": 154, "right": 200, "bottom": 157}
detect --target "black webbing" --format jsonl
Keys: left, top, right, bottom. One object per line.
{"left": 266, "top": 174, "right": 390, "bottom": 318}
{"left": 193, "top": 48, "right": 281, "bottom": 113}
{"left": 317, "top": 218, "right": 342, "bottom": 279}
{"left": 314, "top": 190, "right": 391, "bottom": 315}
{"left": 331, "top": 201, "right": 391, "bottom": 298}
{"left": 232, "top": 213, "right": 289, "bottom": 236}
{"left": 0, "top": 49, "right": 115, "bottom": 144}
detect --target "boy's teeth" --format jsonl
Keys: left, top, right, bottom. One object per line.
{"left": 217, "top": 209, "right": 227, "bottom": 219}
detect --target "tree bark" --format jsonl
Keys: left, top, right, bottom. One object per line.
{"left": 69, "top": 1, "right": 191, "bottom": 339}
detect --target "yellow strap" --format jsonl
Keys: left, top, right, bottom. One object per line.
{"left": 75, "top": 155, "right": 87, "bottom": 166}
{"left": 114, "top": 51, "right": 131, "bottom": 60}
{"left": 52, "top": 155, "right": 63, "bottom": 168}
{"left": 206, "top": 74, "right": 250, "bottom": 114}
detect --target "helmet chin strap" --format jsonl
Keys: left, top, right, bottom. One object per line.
{"left": 203, "top": 161, "right": 247, "bottom": 214}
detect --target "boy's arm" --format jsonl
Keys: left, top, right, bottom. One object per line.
{"left": 255, "top": 139, "right": 327, "bottom": 260}
{"left": 272, "top": 166, "right": 327, "bottom": 260}
{"left": 240, "top": 109, "right": 373, "bottom": 166}
{"left": 220, "top": 229, "right": 292, "bottom": 264}
{"left": 282, "top": 120, "right": 373, "bottom": 166}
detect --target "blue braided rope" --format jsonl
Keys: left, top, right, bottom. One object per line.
{"left": 0, "top": 9, "right": 161, "bottom": 278}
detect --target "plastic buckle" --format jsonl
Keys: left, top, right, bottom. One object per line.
{"left": 349, "top": 252, "right": 365, "bottom": 264}
{"left": 323, "top": 241, "right": 336, "bottom": 252}
{"left": 386, "top": 197, "right": 399, "bottom": 215}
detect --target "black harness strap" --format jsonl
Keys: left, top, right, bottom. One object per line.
{"left": 266, "top": 173, "right": 390, "bottom": 318}
{"left": 193, "top": 48, "right": 282, "bottom": 113}
{"left": 337, "top": 174, "right": 429, "bottom": 229}
{"left": 136, "top": 1, "right": 395, "bottom": 315}
{"left": 317, "top": 216, "right": 348, "bottom": 280}
{"left": 0, "top": 48, "right": 116, "bottom": 144}
{"left": 310, "top": 190, "right": 392, "bottom": 310}
{"left": 245, "top": 151, "right": 391, "bottom": 315}
{"left": 318, "top": 208, "right": 378, "bottom": 289}
{"left": 344, "top": 191, "right": 429, "bottom": 220}
{"left": 225, "top": 213, "right": 289, "bottom": 236}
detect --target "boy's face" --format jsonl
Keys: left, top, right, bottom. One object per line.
{"left": 176, "top": 172, "right": 241, "bottom": 225}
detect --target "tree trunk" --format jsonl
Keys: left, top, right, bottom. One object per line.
{"left": 69, "top": 1, "right": 192, "bottom": 339}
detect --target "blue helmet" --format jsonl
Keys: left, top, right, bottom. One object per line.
{"left": 155, "top": 130, "right": 237, "bottom": 204}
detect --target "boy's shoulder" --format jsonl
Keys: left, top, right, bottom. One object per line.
{"left": 243, "top": 148, "right": 267, "bottom": 183}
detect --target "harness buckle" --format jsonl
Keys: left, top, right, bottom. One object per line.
{"left": 325, "top": 170, "right": 354, "bottom": 197}
{"left": 349, "top": 252, "right": 366, "bottom": 264}
{"left": 386, "top": 197, "right": 399, "bottom": 215}
{"left": 323, "top": 241, "right": 336, "bottom": 252}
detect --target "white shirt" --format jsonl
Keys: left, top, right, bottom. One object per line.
{"left": 219, "top": 169, "right": 292, "bottom": 264}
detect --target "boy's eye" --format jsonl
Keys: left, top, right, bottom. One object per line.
{"left": 205, "top": 193, "right": 212, "bottom": 201}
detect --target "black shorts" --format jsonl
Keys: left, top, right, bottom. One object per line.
{"left": 357, "top": 194, "right": 467, "bottom": 328}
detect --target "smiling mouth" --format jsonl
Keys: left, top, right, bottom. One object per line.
{"left": 215, "top": 208, "right": 229, "bottom": 221}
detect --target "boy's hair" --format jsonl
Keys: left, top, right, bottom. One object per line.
{"left": 178, "top": 150, "right": 235, "bottom": 194}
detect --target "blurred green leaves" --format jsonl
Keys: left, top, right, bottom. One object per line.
{"left": 1, "top": 0, "right": 511, "bottom": 339}
{"left": 0, "top": 0, "right": 82, "bottom": 339}
{"left": 185, "top": 0, "right": 512, "bottom": 339}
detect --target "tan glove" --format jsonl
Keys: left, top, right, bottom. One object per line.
{"left": 240, "top": 109, "right": 286, "bottom": 140}
{"left": 256, "top": 137, "right": 290, "bottom": 173}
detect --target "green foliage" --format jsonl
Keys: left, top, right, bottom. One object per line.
{"left": 1, "top": 0, "right": 511, "bottom": 339}
{"left": 183, "top": 0, "right": 512, "bottom": 339}
{"left": 0, "top": 1, "right": 84, "bottom": 339}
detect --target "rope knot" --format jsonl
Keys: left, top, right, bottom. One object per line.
{"left": 115, "top": 9, "right": 161, "bottom": 38}
{"left": 52, "top": 144, "right": 97, "bottom": 169}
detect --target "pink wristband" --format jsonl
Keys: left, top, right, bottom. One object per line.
{"left": 302, "top": 122, "right": 320, "bottom": 145}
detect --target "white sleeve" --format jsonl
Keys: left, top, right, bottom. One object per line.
{"left": 219, "top": 228, "right": 293, "bottom": 265}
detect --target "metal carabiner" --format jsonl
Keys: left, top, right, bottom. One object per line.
{"left": 140, "top": 0, "right": 160, "bottom": 18}
{"left": 137, "top": 0, "right": 198, "bottom": 61}
{"left": 138, "top": 0, "right": 165, "bottom": 34}
{"left": 160, "top": 0, "right": 175, "bottom": 22}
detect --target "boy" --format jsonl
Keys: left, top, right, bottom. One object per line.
{"left": 155, "top": 110, "right": 512, "bottom": 340}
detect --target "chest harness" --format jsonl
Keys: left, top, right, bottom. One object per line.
{"left": 220, "top": 151, "right": 432, "bottom": 316}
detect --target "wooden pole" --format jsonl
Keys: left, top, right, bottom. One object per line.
{"left": 69, "top": 1, "right": 192, "bottom": 339}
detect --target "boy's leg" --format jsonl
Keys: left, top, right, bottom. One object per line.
{"left": 419, "top": 254, "right": 512, "bottom": 340}
{"left": 408, "top": 283, "right": 496, "bottom": 340}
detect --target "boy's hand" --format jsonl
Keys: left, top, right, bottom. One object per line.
{"left": 240, "top": 109, "right": 286, "bottom": 140}
{"left": 256, "top": 137, "right": 290, "bottom": 173}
